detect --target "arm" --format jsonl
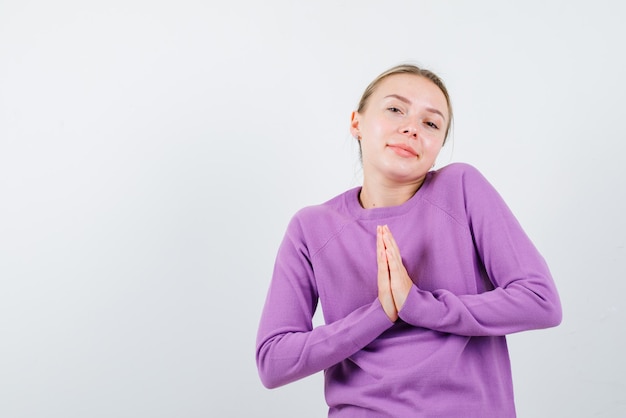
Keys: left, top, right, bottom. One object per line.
{"left": 256, "top": 216, "right": 393, "bottom": 389}
{"left": 392, "top": 166, "right": 562, "bottom": 336}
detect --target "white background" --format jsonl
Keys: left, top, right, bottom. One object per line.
{"left": 1, "top": 1, "right": 624, "bottom": 417}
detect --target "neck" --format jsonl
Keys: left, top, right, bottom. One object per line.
{"left": 359, "top": 176, "right": 425, "bottom": 209}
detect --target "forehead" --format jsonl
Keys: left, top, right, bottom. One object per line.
{"left": 373, "top": 74, "right": 447, "bottom": 109}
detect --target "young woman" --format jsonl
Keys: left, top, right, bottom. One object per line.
{"left": 256, "top": 64, "right": 562, "bottom": 417}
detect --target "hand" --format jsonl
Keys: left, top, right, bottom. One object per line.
{"left": 377, "top": 225, "right": 413, "bottom": 318}
{"left": 377, "top": 225, "right": 398, "bottom": 322}
{"left": 382, "top": 225, "right": 413, "bottom": 311}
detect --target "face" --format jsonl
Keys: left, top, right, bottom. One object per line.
{"left": 351, "top": 74, "right": 449, "bottom": 186}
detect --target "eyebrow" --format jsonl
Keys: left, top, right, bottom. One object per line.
{"left": 384, "top": 94, "right": 447, "bottom": 121}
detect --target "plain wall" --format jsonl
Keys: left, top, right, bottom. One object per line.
{"left": 1, "top": 1, "right": 624, "bottom": 417}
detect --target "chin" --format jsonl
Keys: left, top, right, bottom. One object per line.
{"left": 387, "top": 170, "right": 427, "bottom": 184}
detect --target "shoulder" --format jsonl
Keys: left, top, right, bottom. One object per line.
{"left": 293, "top": 188, "right": 357, "bottom": 224}
{"left": 432, "top": 162, "right": 487, "bottom": 184}
{"left": 420, "top": 163, "right": 499, "bottom": 223}
{"left": 427, "top": 162, "right": 495, "bottom": 196}
{"left": 285, "top": 188, "right": 358, "bottom": 250}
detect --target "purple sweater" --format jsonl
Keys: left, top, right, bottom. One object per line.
{"left": 256, "top": 163, "right": 562, "bottom": 417}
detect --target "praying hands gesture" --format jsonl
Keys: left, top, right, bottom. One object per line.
{"left": 377, "top": 225, "right": 414, "bottom": 322}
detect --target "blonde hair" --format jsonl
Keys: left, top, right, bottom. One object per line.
{"left": 357, "top": 64, "right": 453, "bottom": 144}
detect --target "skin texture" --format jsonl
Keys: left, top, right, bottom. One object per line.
{"left": 351, "top": 74, "right": 450, "bottom": 321}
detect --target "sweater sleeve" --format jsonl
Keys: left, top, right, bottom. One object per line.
{"left": 256, "top": 215, "right": 394, "bottom": 389}
{"left": 398, "top": 165, "right": 562, "bottom": 336}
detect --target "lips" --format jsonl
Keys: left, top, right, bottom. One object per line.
{"left": 387, "top": 143, "right": 418, "bottom": 158}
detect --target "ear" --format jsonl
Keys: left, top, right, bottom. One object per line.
{"left": 350, "top": 111, "right": 361, "bottom": 139}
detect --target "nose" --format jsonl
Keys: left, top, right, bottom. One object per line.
{"left": 402, "top": 124, "right": 419, "bottom": 139}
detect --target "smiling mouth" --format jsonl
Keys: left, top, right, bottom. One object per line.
{"left": 388, "top": 144, "right": 418, "bottom": 158}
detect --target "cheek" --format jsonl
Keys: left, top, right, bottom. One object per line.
{"left": 423, "top": 131, "right": 446, "bottom": 148}
{"left": 366, "top": 119, "right": 394, "bottom": 140}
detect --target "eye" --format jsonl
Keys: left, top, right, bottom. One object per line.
{"left": 387, "top": 107, "right": 402, "bottom": 114}
{"left": 425, "top": 121, "right": 439, "bottom": 129}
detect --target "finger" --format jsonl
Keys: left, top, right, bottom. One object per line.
{"left": 385, "top": 247, "right": 401, "bottom": 274}
{"left": 383, "top": 225, "right": 399, "bottom": 250}
{"left": 386, "top": 247, "right": 411, "bottom": 311}
{"left": 386, "top": 245, "right": 411, "bottom": 279}
{"left": 382, "top": 225, "right": 401, "bottom": 257}
{"left": 377, "top": 226, "right": 389, "bottom": 283}
{"left": 376, "top": 226, "right": 397, "bottom": 321}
